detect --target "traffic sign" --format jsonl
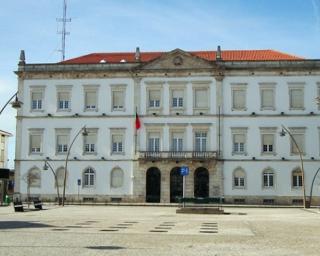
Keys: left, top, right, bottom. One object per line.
{"left": 180, "top": 166, "right": 189, "bottom": 176}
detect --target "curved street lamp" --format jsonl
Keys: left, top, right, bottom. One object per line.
{"left": 280, "top": 125, "right": 308, "bottom": 208}
{"left": 62, "top": 126, "right": 88, "bottom": 206}
{"left": 43, "top": 160, "right": 61, "bottom": 205}
{"left": 0, "top": 92, "right": 23, "bottom": 115}
{"left": 309, "top": 167, "right": 320, "bottom": 207}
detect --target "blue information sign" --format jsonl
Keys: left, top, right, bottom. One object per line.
{"left": 180, "top": 166, "right": 189, "bottom": 176}
{"left": 77, "top": 179, "right": 81, "bottom": 186}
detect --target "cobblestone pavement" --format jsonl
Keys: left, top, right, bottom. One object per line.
{"left": 0, "top": 205, "right": 319, "bottom": 255}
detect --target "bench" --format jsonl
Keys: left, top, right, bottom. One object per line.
{"left": 33, "top": 199, "right": 43, "bottom": 210}
{"left": 13, "top": 201, "right": 24, "bottom": 212}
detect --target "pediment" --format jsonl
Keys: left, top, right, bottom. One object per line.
{"left": 140, "top": 49, "right": 214, "bottom": 70}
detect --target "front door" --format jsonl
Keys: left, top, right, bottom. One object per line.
{"left": 170, "top": 167, "right": 183, "bottom": 203}
{"left": 146, "top": 167, "right": 161, "bottom": 203}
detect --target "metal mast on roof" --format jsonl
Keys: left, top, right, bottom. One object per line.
{"left": 57, "top": 0, "right": 71, "bottom": 61}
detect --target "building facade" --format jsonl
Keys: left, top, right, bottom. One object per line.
{"left": 14, "top": 48, "right": 320, "bottom": 205}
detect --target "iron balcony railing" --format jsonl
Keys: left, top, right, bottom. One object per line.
{"left": 139, "top": 151, "right": 217, "bottom": 160}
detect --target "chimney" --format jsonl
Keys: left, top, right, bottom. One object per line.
{"left": 135, "top": 47, "right": 141, "bottom": 62}
{"left": 19, "top": 50, "right": 26, "bottom": 65}
{"left": 216, "top": 45, "right": 222, "bottom": 61}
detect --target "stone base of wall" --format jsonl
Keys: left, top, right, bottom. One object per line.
{"left": 224, "top": 196, "right": 320, "bottom": 206}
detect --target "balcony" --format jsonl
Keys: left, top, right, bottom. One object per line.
{"left": 139, "top": 151, "right": 217, "bottom": 161}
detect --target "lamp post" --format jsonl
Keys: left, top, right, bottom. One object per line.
{"left": 280, "top": 125, "right": 308, "bottom": 208}
{"left": 309, "top": 167, "right": 320, "bottom": 207}
{"left": 61, "top": 126, "right": 88, "bottom": 206}
{"left": 0, "top": 92, "right": 22, "bottom": 115}
{"left": 43, "top": 160, "right": 61, "bottom": 205}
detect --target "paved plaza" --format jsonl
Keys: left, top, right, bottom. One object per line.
{"left": 0, "top": 205, "right": 319, "bottom": 255}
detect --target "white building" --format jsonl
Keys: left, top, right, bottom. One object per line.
{"left": 14, "top": 48, "right": 320, "bottom": 205}
{"left": 0, "top": 130, "right": 12, "bottom": 168}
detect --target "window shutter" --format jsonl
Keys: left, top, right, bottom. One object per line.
{"left": 112, "top": 134, "right": 122, "bottom": 143}
{"left": 86, "top": 91, "right": 96, "bottom": 107}
{"left": 195, "top": 89, "right": 208, "bottom": 108}
{"left": 233, "top": 90, "right": 245, "bottom": 109}
{"left": 31, "top": 135, "right": 41, "bottom": 148}
{"left": 32, "top": 92, "right": 42, "bottom": 100}
{"left": 290, "top": 89, "right": 303, "bottom": 108}
{"left": 234, "top": 134, "right": 245, "bottom": 144}
{"left": 58, "top": 92, "right": 69, "bottom": 101}
{"left": 234, "top": 169, "right": 245, "bottom": 178}
{"left": 57, "top": 135, "right": 68, "bottom": 145}
{"left": 261, "top": 89, "right": 274, "bottom": 108}
{"left": 113, "top": 91, "right": 124, "bottom": 108}
{"left": 173, "top": 90, "right": 183, "bottom": 98}
{"left": 263, "top": 134, "right": 273, "bottom": 145}
{"left": 149, "top": 90, "right": 160, "bottom": 101}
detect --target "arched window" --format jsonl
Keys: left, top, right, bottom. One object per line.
{"left": 292, "top": 168, "right": 302, "bottom": 188}
{"left": 263, "top": 168, "right": 274, "bottom": 188}
{"left": 55, "top": 167, "right": 66, "bottom": 187}
{"left": 83, "top": 167, "right": 95, "bottom": 187}
{"left": 233, "top": 168, "right": 246, "bottom": 189}
{"left": 27, "top": 168, "right": 41, "bottom": 187}
{"left": 111, "top": 168, "right": 124, "bottom": 188}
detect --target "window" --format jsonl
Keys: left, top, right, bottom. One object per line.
{"left": 84, "top": 130, "right": 97, "bottom": 154}
{"left": 262, "top": 134, "right": 274, "bottom": 153}
{"left": 111, "top": 168, "right": 124, "bottom": 188}
{"left": 148, "top": 133, "right": 160, "bottom": 152}
{"left": 1, "top": 149, "right": 4, "bottom": 162}
{"left": 57, "top": 92, "right": 70, "bottom": 110}
{"left": 290, "top": 128, "right": 305, "bottom": 154}
{"left": 233, "top": 168, "right": 246, "bottom": 188}
{"left": 292, "top": 169, "right": 302, "bottom": 188}
{"left": 194, "top": 88, "right": 208, "bottom": 109}
{"left": 232, "top": 85, "right": 246, "bottom": 110}
{"left": 31, "top": 92, "right": 43, "bottom": 110}
{"left": 171, "top": 132, "right": 183, "bottom": 151}
{"left": 260, "top": 85, "right": 275, "bottom": 110}
{"left": 149, "top": 90, "right": 161, "bottom": 108}
{"left": 111, "top": 86, "right": 126, "bottom": 111}
{"left": 112, "top": 134, "right": 123, "bottom": 154}
{"left": 172, "top": 89, "right": 184, "bottom": 108}
{"left": 195, "top": 132, "right": 207, "bottom": 152}
{"left": 27, "top": 168, "right": 41, "bottom": 187}
{"left": 29, "top": 129, "right": 43, "bottom": 154}
{"left": 289, "top": 87, "right": 304, "bottom": 110}
{"left": 263, "top": 169, "right": 274, "bottom": 188}
{"left": 55, "top": 167, "right": 65, "bottom": 187}
{"left": 83, "top": 168, "right": 95, "bottom": 187}
{"left": 232, "top": 134, "right": 246, "bottom": 154}
{"left": 55, "top": 129, "right": 70, "bottom": 154}
{"left": 85, "top": 91, "right": 97, "bottom": 110}
{"left": 1, "top": 135, "right": 5, "bottom": 143}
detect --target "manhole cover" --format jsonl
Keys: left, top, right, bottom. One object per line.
{"left": 86, "top": 246, "right": 124, "bottom": 250}
{"left": 100, "top": 229, "right": 118, "bottom": 232}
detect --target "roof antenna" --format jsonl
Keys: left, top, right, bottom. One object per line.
{"left": 216, "top": 45, "right": 222, "bottom": 61}
{"left": 57, "top": 0, "right": 71, "bottom": 61}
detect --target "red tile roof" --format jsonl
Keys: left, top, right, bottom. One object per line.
{"left": 61, "top": 49, "right": 303, "bottom": 64}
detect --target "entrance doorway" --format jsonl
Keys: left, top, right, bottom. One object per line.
{"left": 194, "top": 167, "right": 209, "bottom": 198}
{"left": 146, "top": 167, "right": 161, "bottom": 203}
{"left": 170, "top": 167, "right": 183, "bottom": 203}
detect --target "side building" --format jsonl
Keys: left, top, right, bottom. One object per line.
{"left": 14, "top": 48, "right": 320, "bottom": 205}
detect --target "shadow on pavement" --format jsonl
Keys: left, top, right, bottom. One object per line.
{"left": 0, "top": 221, "right": 55, "bottom": 229}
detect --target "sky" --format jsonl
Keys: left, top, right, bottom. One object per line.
{"left": 0, "top": 0, "right": 320, "bottom": 168}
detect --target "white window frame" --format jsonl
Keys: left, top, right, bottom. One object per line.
{"left": 289, "top": 127, "right": 306, "bottom": 155}
{"left": 262, "top": 168, "right": 275, "bottom": 189}
{"left": 55, "top": 128, "right": 70, "bottom": 155}
{"left": 231, "top": 128, "right": 248, "bottom": 155}
{"left": 83, "top": 167, "right": 95, "bottom": 188}
{"left": 170, "top": 130, "right": 185, "bottom": 152}
{"left": 260, "top": 83, "right": 275, "bottom": 111}
{"left": 30, "top": 86, "right": 45, "bottom": 112}
{"left": 169, "top": 83, "right": 186, "bottom": 113}
{"left": 233, "top": 168, "right": 246, "bottom": 189}
{"left": 260, "top": 127, "right": 277, "bottom": 155}
{"left": 194, "top": 131, "right": 208, "bottom": 152}
{"left": 111, "top": 85, "right": 126, "bottom": 112}
{"left": 193, "top": 84, "right": 209, "bottom": 112}
{"left": 83, "top": 85, "right": 99, "bottom": 112}
{"left": 83, "top": 128, "right": 98, "bottom": 155}
{"left": 147, "top": 131, "right": 161, "bottom": 152}
{"left": 231, "top": 84, "right": 247, "bottom": 111}
{"left": 292, "top": 168, "right": 302, "bottom": 189}
{"left": 29, "top": 129, "right": 44, "bottom": 155}
{"left": 110, "top": 128, "right": 125, "bottom": 155}
{"left": 288, "top": 84, "right": 305, "bottom": 110}
{"left": 56, "top": 85, "right": 72, "bottom": 112}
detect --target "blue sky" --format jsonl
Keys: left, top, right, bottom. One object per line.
{"left": 1, "top": 0, "right": 320, "bottom": 168}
